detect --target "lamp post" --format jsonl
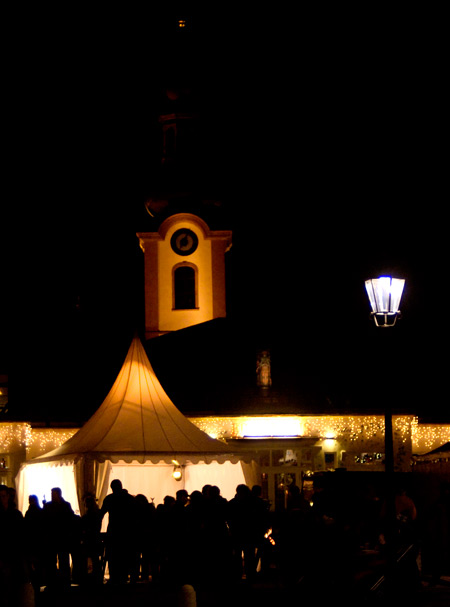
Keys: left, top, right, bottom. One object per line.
{"left": 365, "top": 276, "right": 405, "bottom": 551}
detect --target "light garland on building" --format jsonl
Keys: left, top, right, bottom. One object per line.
{"left": 26, "top": 429, "right": 77, "bottom": 456}
{"left": 190, "top": 415, "right": 416, "bottom": 444}
{"left": 1, "top": 418, "right": 450, "bottom": 461}
{"left": 393, "top": 416, "right": 416, "bottom": 444}
{"left": 412, "top": 422, "right": 450, "bottom": 454}
{"left": 0, "top": 423, "right": 31, "bottom": 451}
{"left": 190, "top": 417, "right": 233, "bottom": 440}
{"left": 0, "top": 424, "right": 77, "bottom": 457}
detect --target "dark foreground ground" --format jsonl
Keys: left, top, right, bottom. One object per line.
{"left": 29, "top": 570, "right": 450, "bottom": 607}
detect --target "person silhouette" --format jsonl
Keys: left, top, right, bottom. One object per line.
{"left": 1, "top": 484, "right": 29, "bottom": 605}
{"left": 24, "top": 494, "right": 45, "bottom": 591}
{"left": 100, "top": 479, "right": 136, "bottom": 585}
{"left": 42, "top": 487, "right": 75, "bottom": 588}
{"left": 80, "top": 494, "right": 103, "bottom": 584}
{"left": 227, "top": 484, "right": 261, "bottom": 582}
{"left": 131, "top": 494, "right": 156, "bottom": 583}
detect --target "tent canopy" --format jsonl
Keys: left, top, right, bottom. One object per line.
{"left": 16, "top": 337, "right": 258, "bottom": 514}
{"left": 34, "top": 336, "right": 247, "bottom": 465}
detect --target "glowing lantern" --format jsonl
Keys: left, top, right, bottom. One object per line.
{"left": 365, "top": 276, "right": 405, "bottom": 327}
{"left": 172, "top": 459, "right": 183, "bottom": 481}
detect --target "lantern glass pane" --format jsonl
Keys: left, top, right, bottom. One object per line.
{"left": 373, "top": 277, "right": 392, "bottom": 313}
{"left": 365, "top": 280, "right": 377, "bottom": 313}
{"left": 389, "top": 278, "right": 405, "bottom": 314}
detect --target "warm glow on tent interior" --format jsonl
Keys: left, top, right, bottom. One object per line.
{"left": 239, "top": 416, "right": 304, "bottom": 438}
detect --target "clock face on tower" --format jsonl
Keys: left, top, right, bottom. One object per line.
{"left": 170, "top": 228, "right": 199, "bottom": 256}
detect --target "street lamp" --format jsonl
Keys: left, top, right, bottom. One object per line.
{"left": 365, "top": 275, "right": 405, "bottom": 556}
{"left": 365, "top": 276, "right": 405, "bottom": 327}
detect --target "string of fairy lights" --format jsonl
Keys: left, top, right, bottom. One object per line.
{"left": 0, "top": 424, "right": 31, "bottom": 452}
{"left": 190, "top": 415, "right": 414, "bottom": 442}
{"left": 413, "top": 422, "right": 450, "bottom": 453}
{"left": 1, "top": 417, "right": 450, "bottom": 459}
{"left": 0, "top": 424, "right": 77, "bottom": 456}
{"left": 190, "top": 415, "right": 450, "bottom": 453}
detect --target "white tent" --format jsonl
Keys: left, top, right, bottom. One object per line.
{"left": 16, "top": 337, "right": 258, "bottom": 514}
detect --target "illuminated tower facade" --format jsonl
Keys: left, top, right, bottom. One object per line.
{"left": 138, "top": 213, "right": 231, "bottom": 339}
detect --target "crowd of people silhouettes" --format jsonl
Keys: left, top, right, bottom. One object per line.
{"left": 1, "top": 475, "right": 450, "bottom": 606}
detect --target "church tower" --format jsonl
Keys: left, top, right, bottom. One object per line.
{"left": 138, "top": 213, "right": 231, "bottom": 339}
{"left": 137, "top": 59, "right": 232, "bottom": 339}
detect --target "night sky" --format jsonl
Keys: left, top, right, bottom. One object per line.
{"left": 4, "top": 7, "right": 448, "bottom": 424}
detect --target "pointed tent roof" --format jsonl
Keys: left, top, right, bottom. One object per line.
{"left": 35, "top": 336, "right": 242, "bottom": 464}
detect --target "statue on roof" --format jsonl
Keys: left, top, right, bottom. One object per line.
{"left": 256, "top": 350, "right": 272, "bottom": 388}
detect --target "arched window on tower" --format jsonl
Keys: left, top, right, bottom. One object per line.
{"left": 173, "top": 264, "right": 197, "bottom": 310}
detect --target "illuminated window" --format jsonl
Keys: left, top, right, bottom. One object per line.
{"left": 173, "top": 264, "right": 197, "bottom": 309}
{"left": 273, "top": 449, "right": 299, "bottom": 467}
{"left": 355, "top": 452, "right": 384, "bottom": 464}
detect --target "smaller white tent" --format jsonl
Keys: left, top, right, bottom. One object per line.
{"left": 16, "top": 337, "right": 258, "bottom": 513}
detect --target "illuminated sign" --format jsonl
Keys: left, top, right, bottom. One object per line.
{"left": 240, "top": 417, "right": 304, "bottom": 438}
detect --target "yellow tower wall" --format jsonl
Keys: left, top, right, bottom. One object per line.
{"left": 158, "top": 219, "right": 214, "bottom": 332}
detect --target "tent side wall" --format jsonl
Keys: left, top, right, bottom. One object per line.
{"left": 16, "top": 457, "right": 260, "bottom": 515}
{"left": 106, "top": 459, "right": 260, "bottom": 506}
{"left": 16, "top": 460, "right": 81, "bottom": 515}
